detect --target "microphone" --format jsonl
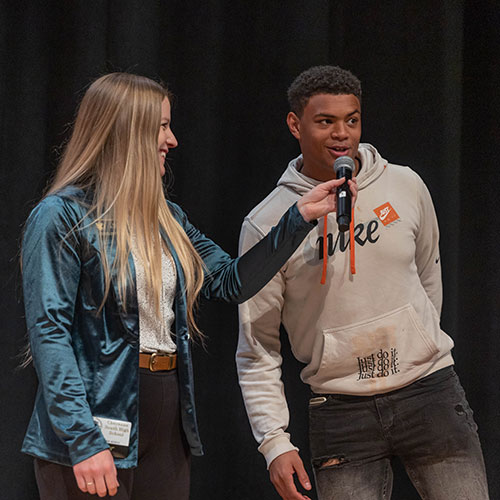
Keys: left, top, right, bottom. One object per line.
{"left": 334, "top": 156, "right": 354, "bottom": 232}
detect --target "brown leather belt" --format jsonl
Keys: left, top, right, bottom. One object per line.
{"left": 139, "top": 352, "right": 177, "bottom": 371}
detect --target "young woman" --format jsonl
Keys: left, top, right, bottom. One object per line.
{"left": 21, "top": 72, "right": 356, "bottom": 499}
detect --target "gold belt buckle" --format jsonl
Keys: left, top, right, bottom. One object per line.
{"left": 149, "top": 352, "right": 158, "bottom": 371}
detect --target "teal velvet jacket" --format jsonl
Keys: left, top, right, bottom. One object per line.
{"left": 21, "top": 186, "right": 315, "bottom": 468}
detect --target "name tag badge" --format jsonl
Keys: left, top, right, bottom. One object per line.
{"left": 93, "top": 416, "right": 132, "bottom": 459}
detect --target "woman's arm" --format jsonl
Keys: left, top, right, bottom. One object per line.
{"left": 171, "top": 178, "right": 356, "bottom": 303}
{"left": 22, "top": 197, "right": 115, "bottom": 494}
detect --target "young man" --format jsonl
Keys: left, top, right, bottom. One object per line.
{"left": 236, "top": 66, "right": 489, "bottom": 500}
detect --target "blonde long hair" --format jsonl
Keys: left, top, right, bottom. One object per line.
{"left": 48, "top": 72, "right": 204, "bottom": 336}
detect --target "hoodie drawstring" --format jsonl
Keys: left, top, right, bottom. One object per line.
{"left": 320, "top": 207, "right": 356, "bottom": 284}
{"left": 320, "top": 215, "right": 328, "bottom": 284}
{"left": 350, "top": 206, "right": 356, "bottom": 275}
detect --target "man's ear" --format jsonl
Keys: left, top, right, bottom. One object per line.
{"left": 286, "top": 112, "right": 301, "bottom": 140}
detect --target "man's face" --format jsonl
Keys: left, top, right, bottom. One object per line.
{"left": 287, "top": 93, "right": 361, "bottom": 181}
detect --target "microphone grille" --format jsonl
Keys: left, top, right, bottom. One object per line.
{"left": 334, "top": 156, "right": 355, "bottom": 174}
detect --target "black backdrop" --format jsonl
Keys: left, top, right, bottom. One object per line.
{"left": 1, "top": 1, "right": 499, "bottom": 499}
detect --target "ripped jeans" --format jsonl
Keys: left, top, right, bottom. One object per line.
{"left": 309, "top": 367, "right": 489, "bottom": 500}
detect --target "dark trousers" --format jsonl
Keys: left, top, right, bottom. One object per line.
{"left": 35, "top": 368, "right": 191, "bottom": 499}
{"left": 309, "top": 367, "right": 489, "bottom": 500}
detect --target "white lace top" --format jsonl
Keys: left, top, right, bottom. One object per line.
{"left": 131, "top": 243, "right": 177, "bottom": 354}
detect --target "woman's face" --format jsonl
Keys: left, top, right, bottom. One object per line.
{"left": 157, "top": 98, "right": 178, "bottom": 176}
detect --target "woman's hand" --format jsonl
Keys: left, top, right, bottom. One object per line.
{"left": 296, "top": 177, "right": 358, "bottom": 222}
{"left": 73, "top": 449, "right": 119, "bottom": 497}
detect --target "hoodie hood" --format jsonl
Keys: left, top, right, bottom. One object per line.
{"left": 277, "top": 143, "right": 387, "bottom": 193}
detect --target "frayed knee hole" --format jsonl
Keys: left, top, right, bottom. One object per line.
{"left": 320, "top": 456, "right": 346, "bottom": 468}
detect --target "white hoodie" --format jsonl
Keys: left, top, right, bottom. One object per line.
{"left": 236, "top": 144, "right": 454, "bottom": 467}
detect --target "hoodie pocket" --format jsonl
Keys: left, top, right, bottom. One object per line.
{"left": 306, "top": 304, "right": 440, "bottom": 394}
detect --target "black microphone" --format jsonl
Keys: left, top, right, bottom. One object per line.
{"left": 334, "top": 156, "right": 354, "bottom": 232}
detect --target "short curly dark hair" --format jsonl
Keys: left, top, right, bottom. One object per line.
{"left": 287, "top": 65, "right": 362, "bottom": 116}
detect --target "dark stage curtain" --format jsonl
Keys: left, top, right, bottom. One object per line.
{"left": 1, "top": 1, "right": 498, "bottom": 499}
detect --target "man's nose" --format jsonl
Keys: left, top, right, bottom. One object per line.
{"left": 331, "top": 122, "right": 348, "bottom": 139}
